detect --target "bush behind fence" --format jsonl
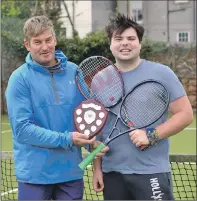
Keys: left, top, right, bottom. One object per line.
{"left": 1, "top": 31, "right": 196, "bottom": 113}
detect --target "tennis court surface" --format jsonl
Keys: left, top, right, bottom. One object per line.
{"left": 1, "top": 152, "right": 196, "bottom": 200}
{"left": 1, "top": 114, "right": 196, "bottom": 200}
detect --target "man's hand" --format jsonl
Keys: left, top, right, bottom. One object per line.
{"left": 129, "top": 129, "right": 149, "bottom": 148}
{"left": 91, "top": 141, "right": 109, "bottom": 159}
{"left": 92, "top": 141, "right": 109, "bottom": 192}
{"left": 72, "top": 132, "right": 96, "bottom": 146}
{"left": 93, "top": 167, "right": 104, "bottom": 192}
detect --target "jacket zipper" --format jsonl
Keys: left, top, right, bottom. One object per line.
{"left": 50, "top": 72, "right": 59, "bottom": 104}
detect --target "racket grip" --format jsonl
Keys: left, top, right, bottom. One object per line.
{"left": 140, "top": 145, "right": 148, "bottom": 151}
{"left": 79, "top": 143, "right": 106, "bottom": 170}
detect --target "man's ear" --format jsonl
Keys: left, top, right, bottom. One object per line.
{"left": 110, "top": 44, "right": 112, "bottom": 52}
{"left": 54, "top": 36, "right": 57, "bottom": 46}
{"left": 139, "top": 42, "right": 142, "bottom": 50}
{"left": 24, "top": 40, "right": 30, "bottom": 51}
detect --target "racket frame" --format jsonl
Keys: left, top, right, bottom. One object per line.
{"left": 76, "top": 56, "right": 125, "bottom": 104}
{"left": 104, "top": 79, "right": 170, "bottom": 144}
{"left": 78, "top": 79, "right": 170, "bottom": 170}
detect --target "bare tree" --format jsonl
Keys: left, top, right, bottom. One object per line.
{"left": 61, "top": 0, "right": 78, "bottom": 37}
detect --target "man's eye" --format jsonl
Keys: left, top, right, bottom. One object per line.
{"left": 34, "top": 41, "right": 40, "bottom": 44}
{"left": 46, "top": 38, "right": 52, "bottom": 42}
{"left": 129, "top": 38, "right": 136, "bottom": 40}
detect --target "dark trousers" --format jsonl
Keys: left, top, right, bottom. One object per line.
{"left": 103, "top": 172, "right": 174, "bottom": 200}
{"left": 18, "top": 179, "right": 84, "bottom": 200}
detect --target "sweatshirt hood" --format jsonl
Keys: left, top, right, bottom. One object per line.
{"left": 25, "top": 50, "right": 68, "bottom": 73}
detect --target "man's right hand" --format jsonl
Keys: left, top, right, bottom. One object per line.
{"left": 93, "top": 168, "right": 104, "bottom": 192}
{"left": 72, "top": 132, "right": 96, "bottom": 146}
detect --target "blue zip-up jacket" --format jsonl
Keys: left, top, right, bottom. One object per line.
{"left": 5, "top": 50, "right": 86, "bottom": 184}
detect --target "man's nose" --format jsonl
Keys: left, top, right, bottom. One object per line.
{"left": 41, "top": 42, "right": 48, "bottom": 50}
{"left": 121, "top": 39, "right": 129, "bottom": 46}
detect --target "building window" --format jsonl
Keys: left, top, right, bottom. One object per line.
{"left": 132, "top": 9, "right": 143, "bottom": 24}
{"left": 177, "top": 32, "right": 190, "bottom": 42}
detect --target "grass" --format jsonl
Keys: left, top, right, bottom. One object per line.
{"left": 1, "top": 156, "right": 196, "bottom": 200}
{"left": 1, "top": 113, "right": 196, "bottom": 153}
{"left": 169, "top": 112, "right": 196, "bottom": 154}
{"left": 1, "top": 113, "right": 196, "bottom": 200}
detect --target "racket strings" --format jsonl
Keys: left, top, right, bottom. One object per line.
{"left": 121, "top": 82, "right": 169, "bottom": 127}
{"left": 91, "top": 68, "right": 123, "bottom": 107}
{"left": 77, "top": 71, "right": 92, "bottom": 98}
{"left": 79, "top": 57, "right": 124, "bottom": 107}
{"left": 79, "top": 57, "right": 111, "bottom": 86}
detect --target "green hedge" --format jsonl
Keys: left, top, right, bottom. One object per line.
{"left": 56, "top": 31, "right": 115, "bottom": 64}
{"left": 2, "top": 29, "right": 194, "bottom": 65}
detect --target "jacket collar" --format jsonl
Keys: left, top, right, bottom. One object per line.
{"left": 25, "top": 50, "right": 67, "bottom": 74}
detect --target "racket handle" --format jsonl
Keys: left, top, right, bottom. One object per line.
{"left": 79, "top": 143, "right": 106, "bottom": 170}
{"left": 140, "top": 145, "right": 148, "bottom": 151}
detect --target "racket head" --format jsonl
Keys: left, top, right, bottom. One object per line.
{"left": 120, "top": 80, "right": 170, "bottom": 129}
{"left": 74, "top": 99, "right": 108, "bottom": 139}
{"left": 77, "top": 56, "right": 124, "bottom": 107}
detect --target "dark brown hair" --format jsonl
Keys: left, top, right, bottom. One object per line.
{"left": 105, "top": 13, "right": 144, "bottom": 42}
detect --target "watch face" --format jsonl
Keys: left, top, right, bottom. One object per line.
{"left": 74, "top": 99, "right": 108, "bottom": 139}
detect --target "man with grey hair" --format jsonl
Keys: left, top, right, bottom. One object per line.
{"left": 5, "top": 15, "right": 108, "bottom": 200}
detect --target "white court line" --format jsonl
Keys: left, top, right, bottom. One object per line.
{"left": 1, "top": 128, "right": 195, "bottom": 133}
{"left": 1, "top": 123, "right": 10, "bottom": 125}
{"left": 0, "top": 128, "right": 196, "bottom": 134}
{"left": 184, "top": 128, "right": 196, "bottom": 130}
{"left": 1, "top": 130, "right": 11, "bottom": 134}
{"left": 1, "top": 188, "right": 18, "bottom": 197}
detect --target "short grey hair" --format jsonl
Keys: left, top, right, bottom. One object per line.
{"left": 23, "top": 15, "right": 55, "bottom": 41}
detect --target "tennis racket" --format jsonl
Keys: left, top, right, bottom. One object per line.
{"left": 78, "top": 79, "right": 170, "bottom": 170}
{"left": 75, "top": 56, "right": 124, "bottom": 139}
{"left": 76, "top": 56, "right": 124, "bottom": 106}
